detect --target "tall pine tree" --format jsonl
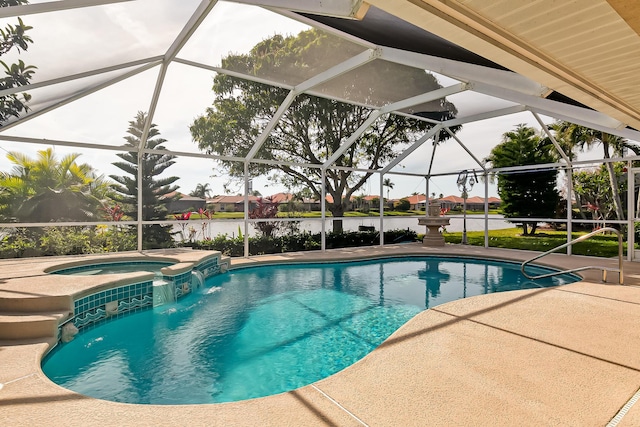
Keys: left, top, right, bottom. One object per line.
{"left": 110, "top": 111, "right": 179, "bottom": 249}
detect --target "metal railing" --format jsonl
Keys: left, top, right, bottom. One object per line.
{"left": 521, "top": 227, "right": 624, "bottom": 285}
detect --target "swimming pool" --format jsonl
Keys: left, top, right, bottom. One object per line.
{"left": 42, "top": 256, "right": 579, "bottom": 404}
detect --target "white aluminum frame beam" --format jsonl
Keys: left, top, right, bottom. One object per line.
{"left": 322, "top": 110, "right": 382, "bottom": 170}
{"left": 442, "top": 105, "right": 526, "bottom": 127}
{"left": 380, "top": 125, "right": 442, "bottom": 174}
{"left": 0, "top": 61, "right": 159, "bottom": 132}
{"left": 323, "top": 83, "right": 467, "bottom": 169}
{"left": 0, "top": 56, "right": 163, "bottom": 98}
{"left": 532, "top": 111, "right": 572, "bottom": 165}
{"left": 245, "top": 48, "right": 380, "bottom": 160}
{"left": 228, "top": 0, "right": 368, "bottom": 19}
{"left": 443, "top": 127, "right": 486, "bottom": 171}
{"left": 138, "top": 0, "right": 218, "bottom": 150}
{"left": 379, "top": 46, "right": 549, "bottom": 97}
{"left": 471, "top": 81, "right": 639, "bottom": 139}
{"left": 0, "top": 0, "right": 133, "bottom": 18}
{"left": 174, "top": 58, "right": 295, "bottom": 90}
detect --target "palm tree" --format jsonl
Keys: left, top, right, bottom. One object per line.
{"left": 0, "top": 148, "right": 103, "bottom": 221}
{"left": 189, "top": 182, "right": 212, "bottom": 199}
{"left": 552, "top": 121, "right": 640, "bottom": 221}
{"left": 383, "top": 178, "right": 394, "bottom": 200}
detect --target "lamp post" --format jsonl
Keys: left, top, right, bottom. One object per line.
{"left": 456, "top": 170, "right": 476, "bottom": 245}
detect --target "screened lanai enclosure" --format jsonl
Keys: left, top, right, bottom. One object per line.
{"left": 1, "top": 0, "right": 640, "bottom": 259}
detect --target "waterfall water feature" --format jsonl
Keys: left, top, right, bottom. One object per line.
{"left": 191, "top": 270, "right": 205, "bottom": 290}
{"left": 153, "top": 279, "right": 175, "bottom": 307}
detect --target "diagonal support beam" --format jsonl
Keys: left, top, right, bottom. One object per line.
{"left": 442, "top": 105, "right": 526, "bottom": 127}
{"left": 245, "top": 90, "right": 297, "bottom": 160}
{"left": 163, "top": 0, "right": 218, "bottom": 63}
{"left": 0, "top": 61, "right": 159, "bottom": 133}
{"left": 226, "top": 0, "right": 368, "bottom": 19}
{"left": 471, "top": 81, "right": 630, "bottom": 135}
{"left": 0, "top": 56, "right": 163, "bottom": 98}
{"left": 322, "top": 110, "right": 383, "bottom": 170}
{"left": 380, "top": 83, "right": 468, "bottom": 114}
{"left": 380, "top": 125, "right": 441, "bottom": 173}
{"left": 246, "top": 48, "right": 380, "bottom": 161}
{"left": 444, "top": 127, "right": 486, "bottom": 170}
{"left": 532, "top": 111, "right": 572, "bottom": 165}
{"left": 0, "top": 0, "right": 134, "bottom": 18}
{"left": 323, "top": 83, "right": 465, "bottom": 170}
{"left": 138, "top": 0, "right": 218, "bottom": 150}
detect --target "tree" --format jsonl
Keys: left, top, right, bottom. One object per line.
{"left": 573, "top": 164, "right": 628, "bottom": 225}
{"left": 395, "top": 198, "right": 410, "bottom": 211}
{"left": 0, "top": 0, "right": 36, "bottom": 125}
{"left": 189, "top": 182, "right": 212, "bottom": 199}
{"left": 552, "top": 121, "right": 640, "bottom": 221}
{"left": 110, "top": 112, "right": 179, "bottom": 249}
{"left": 383, "top": 178, "right": 394, "bottom": 201}
{"left": 190, "top": 29, "right": 458, "bottom": 232}
{"left": 484, "top": 124, "right": 559, "bottom": 236}
{"left": 0, "top": 148, "right": 105, "bottom": 222}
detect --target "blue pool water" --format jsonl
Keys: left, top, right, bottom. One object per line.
{"left": 42, "top": 257, "right": 578, "bottom": 404}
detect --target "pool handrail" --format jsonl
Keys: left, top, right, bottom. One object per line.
{"left": 521, "top": 227, "right": 624, "bottom": 285}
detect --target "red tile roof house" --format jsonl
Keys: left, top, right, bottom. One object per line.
{"left": 436, "top": 195, "right": 501, "bottom": 211}
{"left": 404, "top": 194, "right": 428, "bottom": 210}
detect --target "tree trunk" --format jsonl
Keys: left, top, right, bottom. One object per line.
{"left": 603, "top": 139, "right": 625, "bottom": 221}
{"left": 329, "top": 203, "right": 344, "bottom": 233}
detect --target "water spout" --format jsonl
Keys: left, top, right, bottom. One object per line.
{"left": 191, "top": 270, "right": 205, "bottom": 290}
{"left": 153, "top": 279, "right": 175, "bottom": 307}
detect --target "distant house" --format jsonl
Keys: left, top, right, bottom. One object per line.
{"left": 404, "top": 194, "right": 427, "bottom": 210}
{"left": 466, "top": 196, "right": 486, "bottom": 211}
{"left": 162, "top": 192, "right": 206, "bottom": 214}
{"left": 207, "top": 195, "right": 260, "bottom": 212}
{"left": 438, "top": 195, "right": 464, "bottom": 210}
{"left": 437, "top": 195, "right": 501, "bottom": 211}
{"left": 269, "top": 192, "right": 294, "bottom": 204}
{"left": 487, "top": 197, "right": 502, "bottom": 209}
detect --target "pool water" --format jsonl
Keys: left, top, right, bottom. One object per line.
{"left": 42, "top": 257, "right": 578, "bottom": 404}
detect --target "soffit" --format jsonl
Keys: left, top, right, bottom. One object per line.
{"left": 365, "top": 0, "right": 640, "bottom": 131}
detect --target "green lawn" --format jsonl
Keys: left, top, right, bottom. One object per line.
{"left": 443, "top": 228, "right": 626, "bottom": 258}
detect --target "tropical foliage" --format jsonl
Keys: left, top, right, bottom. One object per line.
{"left": 0, "top": 148, "right": 107, "bottom": 222}
{"left": 189, "top": 182, "right": 212, "bottom": 199}
{"left": 572, "top": 163, "right": 628, "bottom": 224}
{"left": 550, "top": 121, "right": 640, "bottom": 221}
{"left": 0, "top": 0, "right": 36, "bottom": 125}
{"left": 485, "top": 124, "right": 559, "bottom": 235}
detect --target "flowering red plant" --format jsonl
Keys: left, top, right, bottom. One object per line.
{"left": 173, "top": 212, "right": 192, "bottom": 220}
{"left": 102, "top": 204, "right": 124, "bottom": 221}
{"left": 198, "top": 208, "right": 212, "bottom": 220}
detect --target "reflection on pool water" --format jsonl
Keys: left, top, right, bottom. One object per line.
{"left": 42, "top": 257, "right": 578, "bottom": 404}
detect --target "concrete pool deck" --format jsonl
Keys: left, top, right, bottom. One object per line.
{"left": 1, "top": 244, "right": 640, "bottom": 426}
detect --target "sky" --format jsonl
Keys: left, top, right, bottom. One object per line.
{"left": 0, "top": 0, "right": 626, "bottom": 201}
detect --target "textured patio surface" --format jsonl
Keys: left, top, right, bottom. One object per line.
{"left": 1, "top": 244, "right": 640, "bottom": 426}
